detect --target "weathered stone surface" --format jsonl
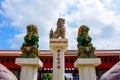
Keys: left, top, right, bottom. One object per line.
{"left": 49, "top": 18, "right": 66, "bottom": 39}
{"left": 0, "top": 64, "right": 17, "bottom": 80}
{"left": 100, "top": 62, "right": 120, "bottom": 80}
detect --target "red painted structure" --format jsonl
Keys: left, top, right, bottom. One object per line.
{"left": 0, "top": 50, "right": 120, "bottom": 79}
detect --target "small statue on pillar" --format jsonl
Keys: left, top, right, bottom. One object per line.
{"left": 77, "top": 25, "right": 96, "bottom": 58}
{"left": 20, "top": 24, "right": 39, "bottom": 58}
{"left": 49, "top": 18, "right": 66, "bottom": 38}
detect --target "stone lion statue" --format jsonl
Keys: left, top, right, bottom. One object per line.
{"left": 77, "top": 25, "right": 96, "bottom": 58}
{"left": 20, "top": 24, "right": 39, "bottom": 58}
{"left": 49, "top": 18, "right": 66, "bottom": 38}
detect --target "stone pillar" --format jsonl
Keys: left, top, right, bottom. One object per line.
{"left": 16, "top": 58, "right": 43, "bottom": 80}
{"left": 74, "top": 58, "right": 101, "bottom": 80}
{"left": 50, "top": 39, "right": 68, "bottom": 80}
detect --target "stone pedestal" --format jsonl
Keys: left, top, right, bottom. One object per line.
{"left": 74, "top": 58, "right": 101, "bottom": 80}
{"left": 50, "top": 39, "right": 68, "bottom": 80}
{"left": 16, "top": 58, "right": 43, "bottom": 80}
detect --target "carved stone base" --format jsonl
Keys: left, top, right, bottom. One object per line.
{"left": 77, "top": 47, "right": 96, "bottom": 58}
{"left": 20, "top": 46, "right": 39, "bottom": 58}
{"left": 20, "top": 52, "right": 38, "bottom": 58}
{"left": 78, "top": 52, "right": 96, "bottom": 58}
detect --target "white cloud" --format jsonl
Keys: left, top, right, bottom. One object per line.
{"left": 66, "top": 26, "right": 77, "bottom": 50}
{"left": 63, "top": 0, "right": 120, "bottom": 50}
{"left": 0, "top": 21, "right": 6, "bottom": 28}
{"left": 93, "top": 37, "right": 120, "bottom": 50}
{"left": 1, "top": 0, "right": 120, "bottom": 50}
{"left": 1, "top": 0, "right": 74, "bottom": 29}
{"left": 1, "top": 0, "right": 75, "bottom": 49}
{"left": 7, "top": 33, "right": 25, "bottom": 49}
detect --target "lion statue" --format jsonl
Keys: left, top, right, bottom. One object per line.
{"left": 77, "top": 25, "right": 96, "bottom": 58}
{"left": 20, "top": 24, "right": 39, "bottom": 58}
{"left": 49, "top": 18, "right": 66, "bottom": 38}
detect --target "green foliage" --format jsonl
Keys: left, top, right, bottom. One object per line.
{"left": 43, "top": 73, "right": 53, "bottom": 80}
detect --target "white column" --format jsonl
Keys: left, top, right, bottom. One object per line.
{"left": 16, "top": 58, "right": 43, "bottom": 80}
{"left": 74, "top": 58, "right": 101, "bottom": 80}
{"left": 79, "top": 67, "right": 83, "bottom": 80}
{"left": 53, "top": 49, "right": 65, "bottom": 80}
{"left": 50, "top": 39, "right": 68, "bottom": 80}
{"left": 20, "top": 66, "right": 27, "bottom": 80}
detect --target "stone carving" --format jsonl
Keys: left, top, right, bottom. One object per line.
{"left": 77, "top": 25, "right": 96, "bottom": 58}
{"left": 49, "top": 18, "right": 66, "bottom": 38}
{"left": 99, "top": 62, "right": 120, "bottom": 80}
{"left": 20, "top": 24, "right": 39, "bottom": 58}
{"left": 0, "top": 64, "right": 18, "bottom": 80}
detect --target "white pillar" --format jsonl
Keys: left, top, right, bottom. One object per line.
{"left": 74, "top": 58, "right": 101, "bottom": 80}
{"left": 50, "top": 39, "right": 68, "bottom": 80}
{"left": 16, "top": 58, "right": 43, "bottom": 80}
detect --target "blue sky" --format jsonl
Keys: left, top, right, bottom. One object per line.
{"left": 0, "top": 0, "right": 120, "bottom": 50}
